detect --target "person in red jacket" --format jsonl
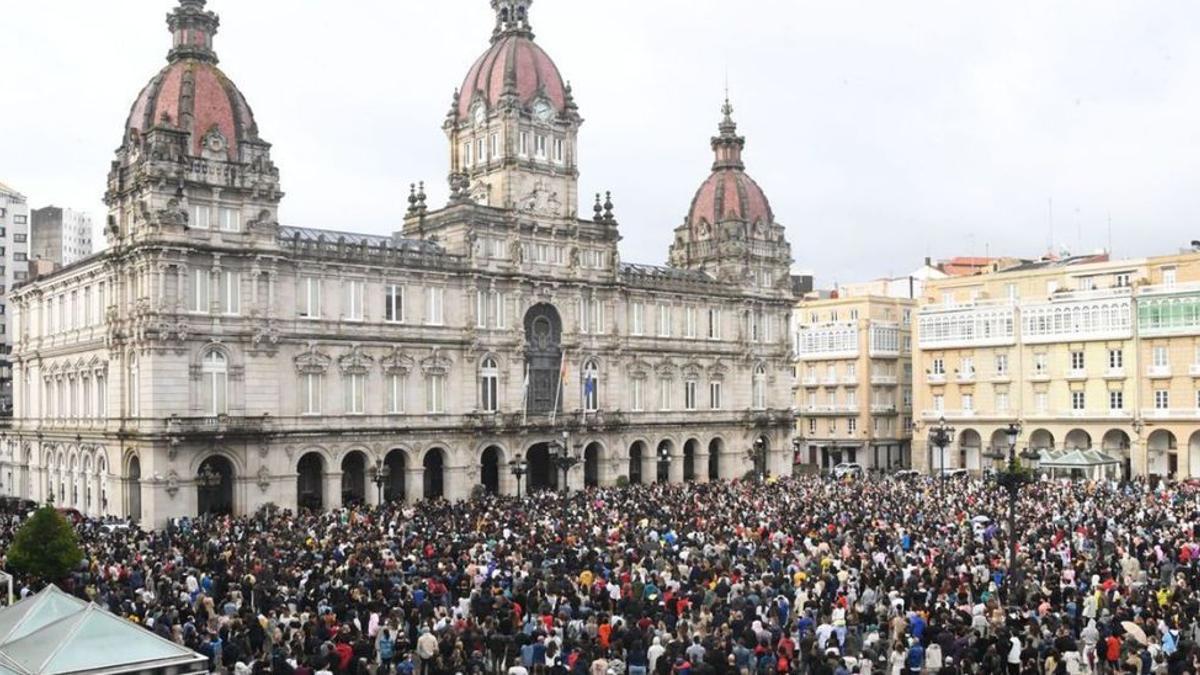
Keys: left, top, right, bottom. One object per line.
{"left": 1104, "top": 634, "right": 1121, "bottom": 671}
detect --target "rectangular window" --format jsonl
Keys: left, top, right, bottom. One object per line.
{"left": 299, "top": 276, "right": 320, "bottom": 318}
{"left": 1155, "top": 390, "right": 1170, "bottom": 410}
{"left": 933, "top": 394, "right": 944, "bottom": 412}
{"left": 997, "top": 392, "right": 1009, "bottom": 412}
{"left": 631, "top": 378, "right": 644, "bottom": 412}
{"left": 1163, "top": 267, "right": 1177, "bottom": 287}
{"left": 658, "top": 377, "right": 672, "bottom": 411}
{"left": 535, "top": 134, "right": 547, "bottom": 158}
{"left": 190, "top": 267, "right": 210, "bottom": 313}
{"left": 707, "top": 308, "right": 721, "bottom": 340}
{"left": 1153, "top": 346, "right": 1169, "bottom": 368}
{"left": 463, "top": 142, "right": 473, "bottom": 166}
{"left": 478, "top": 291, "right": 489, "bottom": 329}
{"left": 215, "top": 270, "right": 239, "bottom": 315}
{"left": 1072, "top": 391, "right": 1086, "bottom": 411}
{"left": 489, "top": 133, "right": 499, "bottom": 159}
{"left": 684, "top": 380, "right": 697, "bottom": 411}
{"left": 1109, "top": 349, "right": 1123, "bottom": 370}
{"left": 218, "top": 207, "right": 240, "bottom": 232}
{"left": 425, "top": 287, "right": 444, "bottom": 325}
{"left": 344, "top": 373, "right": 366, "bottom": 414}
{"left": 931, "top": 359, "right": 945, "bottom": 376}
{"left": 808, "top": 418, "right": 817, "bottom": 435}
{"left": 190, "top": 204, "right": 210, "bottom": 229}
{"left": 301, "top": 373, "right": 322, "bottom": 415}
{"left": 477, "top": 138, "right": 485, "bottom": 163}
{"left": 345, "top": 280, "right": 365, "bottom": 320}
{"left": 384, "top": 284, "right": 404, "bottom": 323}
{"left": 386, "top": 373, "right": 405, "bottom": 414}
{"left": 657, "top": 304, "right": 671, "bottom": 337}
{"left": 1070, "top": 351, "right": 1085, "bottom": 371}
{"left": 961, "top": 357, "right": 975, "bottom": 377}
{"left": 519, "top": 132, "right": 529, "bottom": 156}
{"left": 848, "top": 418, "right": 858, "bottom": 434}
{"left": 684, "top": 306, "right": 697, "bottom": 338}
{"left": 1035, "top": 391, "right": 1048, "bottom": 412}
{"left": 709, "top": 381, "right": 722, "bottom": 410}
{"left": 553, "top": 138, "right": 564, "bottom": 163}
{"left": 994, "top": 353, "right": 1008, "bottom": 376}
{"left": 1110, "top": 390, "right": 1124, "bottom": 411}
{"left": 1114, "top": 273, "right": 1131, "bottom": 288}
{"left": 426, "top": 374, "right": 446, "bottom": 414}
{"left": 962, "top": 393, "right": 974, "bottom": 411}
{"left": 1034, "top": 353, "right": 1048, "bottom": 374}
{"left": 631, "top": 302, "right": 644, "bottom": 336}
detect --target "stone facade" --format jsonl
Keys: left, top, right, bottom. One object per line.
{"left": 0, "top": 0, "right": 796, "bottom": 527}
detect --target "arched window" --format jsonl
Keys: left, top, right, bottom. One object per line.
{"left": 752, "top": 364, "right": 767, "bottom": 410}
{"left": 201, "top": 350, "right": 228, "bottom": 415}
{"left": 480, "top": 357, "right": 499, "bottom": 413}
{"left": 582, "top": 359, "right": 599, "bottom": 412}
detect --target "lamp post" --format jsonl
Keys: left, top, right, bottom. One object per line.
{"left": 657, "top": 444, "right": 673, "bottom": 483}
{"left": 747, "top": 437, "right": 767, "bottom": 480}
{"left": 927, "top": 416, "right": 956, "bottom": 495}
{"left": 548, "top": 431, "right": 581, "bottom": 494}
{"left": 791, "top": 437, "right": 802, "bottom": 471}
{"left": 982, "top": 421, "right": 1040, "bottom": 605}
{"left": 509, "top": 456, "right": 528, "bottom": 498}
{"left": 370, "top": 458, "right": 391, "bottom": 505}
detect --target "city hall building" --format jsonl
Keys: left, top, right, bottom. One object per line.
{"left": 0, "top": 0, "right": 796, "bottom": 526}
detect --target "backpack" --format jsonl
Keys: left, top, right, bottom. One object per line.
{"left": 379, "top": 636, "right": 395, "bottom": 661}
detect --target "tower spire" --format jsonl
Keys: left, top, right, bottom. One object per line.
{"left": 711, "top": 95, "right": 745, "bottom": 171}
{"left": 167, "top": 0, "right": 220, "bottom": 64}
{"left": 491, "top": 0, "right": 534, "bottom": 41}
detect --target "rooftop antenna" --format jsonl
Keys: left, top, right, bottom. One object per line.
{"left": 1047, "top": 197, "right": 1054, "bottom": 256}
{"left": 1107, "top": 212, "right": 1113, "bottom": 256}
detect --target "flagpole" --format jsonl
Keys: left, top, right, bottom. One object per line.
{"left": 551, "top": 350, "right": 565, "bottom": 424}
{"left": 521, "top": 362, "right": 530, "bottom": 426}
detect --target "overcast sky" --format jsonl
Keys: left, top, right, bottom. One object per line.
{"left": 4, "top": 1, "right": 1200, "bottom": 284}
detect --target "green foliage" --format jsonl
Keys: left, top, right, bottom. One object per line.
{"left": 7, "top": 507, "right": 83, "bottom": 582}
{"left": 615, "top": 475, "right": 630, "bottom": 488}
{"left": 743, "top": 469, "right": 760, "bottom": 482}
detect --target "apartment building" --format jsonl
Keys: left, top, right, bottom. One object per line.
{"left": 794, "top": 293, "right": 915, "bottom": 471}
{"left": 914, "top": 250, "right": 1200, "bottom": 480}
{"left": 0, "top": 182, "right": 31, "bottom": 414}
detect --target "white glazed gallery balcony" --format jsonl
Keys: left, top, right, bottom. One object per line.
{"left": 1021, "top": 290, "right": 1133, "bottom": 344}
{"left": 802, "top": 404, "right": 860, "bottom": 415}
{"left": 918, "top": 299, "right": 1016, "bottom": 349}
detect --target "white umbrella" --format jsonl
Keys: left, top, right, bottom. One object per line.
{"left": 1122, "top": 621, "right": 1149, "bottom": 646}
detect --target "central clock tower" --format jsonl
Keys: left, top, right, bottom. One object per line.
{"left": 443, "top": 0, "right": 582, "bottom": 220}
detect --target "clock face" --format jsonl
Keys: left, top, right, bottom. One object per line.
{"left": 533, "top": 100, "right": 553, "bottom": 121}
{"left": 472, "top": 104, "right": 486, "bottom": 125}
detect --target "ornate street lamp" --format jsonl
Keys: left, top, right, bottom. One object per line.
{"left": 747, "top": 437, "right": 767, "bottom": 480}
{"left": 509, "top": 456, "right": 528, "bottom": 498}
{"left": 983, "top": 421, "right": 1041, "bottom": 604}
{"left": 657, "top": 443, "right": 673, "bottom": 483}
{"left": 927, "top": 416, "right": 956, "bottom": 494}
{"left": 197, "top": 463, "right": 222, "bottom": 513}
{"left": 370, "top": 458, "right": 391, "bottom": 505}
{"left": 548, "top": 432, "right": 581, "bottom": 494}
{"left": 791, "top": 437, "right": 803, "bottom": 468}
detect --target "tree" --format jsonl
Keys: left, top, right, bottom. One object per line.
{"left": 7, "top": 507, "right": 83, "bottom": 582}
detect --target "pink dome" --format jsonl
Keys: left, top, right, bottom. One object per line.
{"left": 122, "top": 0, "right": 259, "bottom": 161}
{"left": 687, "top": 169, "right": 774, "bottom": 227}
{"left": 457, "top": 33, "right": 567, "bottom": 122}
{"left": 125, "top": 60, "right": 258, "bottom": 161}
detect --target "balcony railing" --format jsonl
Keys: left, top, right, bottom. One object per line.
{"left": 1148, "top": 365, "right": 1172, "bottom": 379}
{"left": 870, "top": 375, "right": 898, "bottom": 385}
{"left": 870, "top": 404, "right": 899, "bottom": 415}
{"left": 802, "top": 404, "right": 860, "bottom": 416}
{"left": 1141, "top": 408, "right": 1199, "bottom": 420}
{"left": 927, "top": 373, "right": 947, "bottom": 384}
{"left": 1140, "top": 280, "right": 1200, "bottom": 296}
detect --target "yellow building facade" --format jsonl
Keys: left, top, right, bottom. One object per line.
{"left": 913, "top": 251, "right": 1200, "bottom": 479}
{"left": 794, "top": 294, "right": 915, "bottom": 471}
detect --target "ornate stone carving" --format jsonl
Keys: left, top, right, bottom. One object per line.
{"left": 293, "top": 342, "right": 331, "bottom": 374}
{"left": 256, "top": 466, "right": 271, "bottom": 493}
{"left": 380, "top": 348, "right": 416, "bottom": 375}
{"left": 338, "top": 344, "right": 375, "bottom": 375}
{"left": 420, "top": 349, "right": 453, "bottom": 375}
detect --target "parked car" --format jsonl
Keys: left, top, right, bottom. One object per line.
{"left": 892, "top": 469, "right": 921, "bottom": 481}
{"left": 943, "top": 468, "right": 970, "bottom": 479}
{"left": 833, "top": 463, "right": 865, "bottom": 479}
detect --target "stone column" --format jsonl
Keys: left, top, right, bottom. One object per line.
{"left": 325, "top": 471, "right": 343, "bottom": 510}
{"left": 668, "top": 452, "right": 685, "bottom": 483}
{"left": 695, "top": 450, "right": 710, "bottom": 483}
{"left": 405, "top": 467, "right": 424, "bottom": 503}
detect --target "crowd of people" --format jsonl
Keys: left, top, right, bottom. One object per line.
{"left": 2, "top": 473, "right": 1200, "bottom": 675}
